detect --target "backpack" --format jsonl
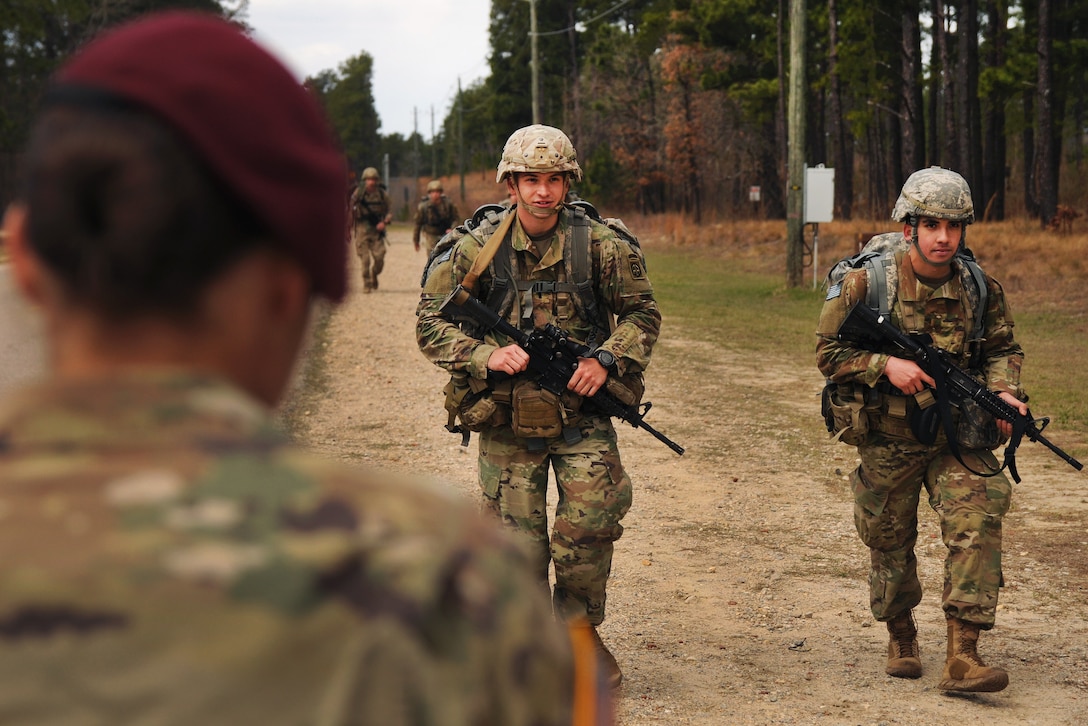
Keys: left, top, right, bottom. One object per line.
{"left": 824, "top": 232, "right": 988, "bottom": 355}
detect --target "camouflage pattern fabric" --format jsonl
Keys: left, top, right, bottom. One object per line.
{"left": 479, "top": 418, "right": 633, "bottom": 625}
{"left": 413, "top": 196, "right": 460, "bottom": 253}
{"left": 850, "top": 433, "right": 1011, "bottom": 626}
{"left": 891, "top": 167, "right": 975, "bottom": 223}
{"left": 416, "top": 207, "right": 660, "bottom": 626}
{"left": 351, "top": 185, "right": 391, "bottom": 291}
{"left": 0, "top": 372, "right": 574, "bottom": 725}
{"left": 816, "top": 249, "right": 1024, "bottom": 628}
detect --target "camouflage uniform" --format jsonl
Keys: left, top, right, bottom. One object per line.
{"left": 416, "top": 209, "right": 660, "bottom": 626}
{"left": 350, "top": 182, "right": 391, "bottom": 291}
{"left": 816, "top": 247, "right": 1023, "bottom": 628}
{"left": 413, "top": 194, "right": 460, "bottom": 255}
{"left": 0, "top": 372, "right": 575, "bottom": 725}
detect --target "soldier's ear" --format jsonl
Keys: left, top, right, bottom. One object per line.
{"left": 4, "top": 204, "right": 50, "bottom": 307}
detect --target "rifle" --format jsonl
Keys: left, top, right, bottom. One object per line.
{"left": 440, "top": 285, "right": 685, "bottom": 455}
{"left": 837, "top": 301, "right": 1082, "bottom": 482}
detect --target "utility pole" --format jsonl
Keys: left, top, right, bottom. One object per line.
{"left": 529, "top": 0, "right": 540, "bottom": 123}
{"left": 785, "top": 0, "right": 806, "bottom": 288}
{"left": 431, "top": 105, "right": 436, "bottom": 179}
{"left": 458, "top": 77, "right": 466, "bottom": 203}
{"left": 413, "top": 106, "right": 419, "bottom": 191}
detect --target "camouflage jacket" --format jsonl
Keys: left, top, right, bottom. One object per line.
{"left": 350, "top": 185, "right": 391, "bottom": 228}
{"left": 413, "top": 196, "right": 460, "bottom": 241}
{"left": 416, "top": 207, "right": 661, "bottom": 381}
{"left": 816, "top": 248, "right": 1024, "bottom": 398}
{"left": 0, "top": 372, "right": 574, "bottom": 725}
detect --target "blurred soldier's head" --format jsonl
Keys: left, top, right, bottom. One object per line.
{"left": 426, "top": 179, "right": 443, "bottom": 203}
{"left": 362, "top": 166, "right": 380, "bottom": 190}
{"left": 4, "top": 11, "right": 346, "bottom": 405}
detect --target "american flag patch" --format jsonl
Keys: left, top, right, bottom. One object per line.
{"left": 825, "top": 283, "right": 842, "bottom": 301}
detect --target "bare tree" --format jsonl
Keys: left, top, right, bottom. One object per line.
{"left": 1035, "top": 0, "right": 1057, "bottom": 226}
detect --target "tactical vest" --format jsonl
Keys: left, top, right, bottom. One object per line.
{"left": 423, "top": 203, "right": 630, "bottom": 346}
{"left": 825, "top": 233, "right": 989, "bottom": 368}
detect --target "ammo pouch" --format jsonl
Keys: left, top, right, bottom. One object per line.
{"left": 955, "top": 397, "right": 1003, "bottom": 450}
{"left": 444, "top": 373, "right": 507, "bottom": 433}
{"left": 822, "top": 382, "right": 876, "bottom": 446}
{"left": 510, "top": 379, "right": 582, "bottom": 440}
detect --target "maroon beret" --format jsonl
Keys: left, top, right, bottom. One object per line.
{"left": 51, "top": 11, "right": 348, "bottom": 302}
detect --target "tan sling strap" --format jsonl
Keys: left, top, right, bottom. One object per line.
{"left": 460, "top": 208, "right": 517, "bottom": 294}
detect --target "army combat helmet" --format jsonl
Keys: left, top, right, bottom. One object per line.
{"left": 362, "top": 166, "right": 380, "bottom": 181}
{"left": 426, "top": 179, "right": 443, "bottom": 193}
{"left": 893, "top": 166, "right": 973, "bottom": 261}
{"left": 496, "top": 124, "right": 583, "bottom": 183}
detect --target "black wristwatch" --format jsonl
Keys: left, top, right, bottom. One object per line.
{"left": 591, "top": 349, "right": 617, "bottom": 370}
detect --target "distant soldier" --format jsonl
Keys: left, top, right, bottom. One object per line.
{"left": 413, "top": 179, "right": 459, "bottom": 254}
{"left": 0, "top": 12, "right": 579, "bottom": 724}
{"left": 350, "top": 166, "right": 391, "bottom": 292}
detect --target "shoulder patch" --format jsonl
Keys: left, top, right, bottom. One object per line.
{"left": 628, "top": 254, "right": 646, "bottom": 280}
{"left": 825, "top": 283, "right": 842, "bottom": 301}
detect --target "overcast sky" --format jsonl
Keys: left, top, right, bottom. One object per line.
{"left": 247, "top": 0, "right": 494, "bottom": 139}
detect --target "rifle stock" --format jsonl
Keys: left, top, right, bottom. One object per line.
{"left": 440, "top": 285, "right": 685, "bottom": 455}
{"left": 837, "top": 302, "right": 1082, "bottom": 480}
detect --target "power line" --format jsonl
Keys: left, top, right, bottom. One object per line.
{"left": 530, "top": 0, "right": 633, "bottom": 37}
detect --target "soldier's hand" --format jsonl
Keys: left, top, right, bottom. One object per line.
{"left": 377, "top": 221, "right": 386, "bottom": 232}
{"left": 569, "top": 358, "right": 608, "bottom": 397}
{"left": 996, "top": 391, "right": 1029, "bottom": 438}
{"left": 487, "top": 345, "right": 529, "bottom": 375}
{"left": 884, "top": 356, "right": 936, "bottom": 396}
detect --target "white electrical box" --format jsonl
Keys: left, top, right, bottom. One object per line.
{"left": 804, "top": 164, "right": 835, "bottom": 224}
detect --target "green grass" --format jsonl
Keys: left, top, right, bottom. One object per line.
{"left": 647, "top": 247, "right": 1088, "bottom": 449}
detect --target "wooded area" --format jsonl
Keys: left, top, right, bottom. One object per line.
{"left": 3, "top": 1, "right": 1086, "bottom": 225}
{"left": 329, "top": 0, "right": 1088, "bottom": 225}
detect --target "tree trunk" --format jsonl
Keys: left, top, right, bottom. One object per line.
{"left": 1034, "top": 0, "right": 1056, "bottom": 226}
{"left": 982, "top": 0, "right": 1008, "bottom": 220}
{"left": 957, "top": 0, "right": 983, "bottom": 210}
{"left": 900, "top": 0, "right": 926, "bottom": 175}
{"left": 827, "top": 0, "right": 854, "bottom": 219}
{"left": 934, "top": 0, "right": 957, "bottom": 167}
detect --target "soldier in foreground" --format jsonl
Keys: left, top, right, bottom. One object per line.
{"left": 349, "top": 166, "right": 392, "bottom": 292}
{"left": 817, "top": 167, "right": 1027, "bottom": 692}
{"left": 413, "top": 179, "right": 459, "bottom": 255}
{"left": 417, "top": 124, "right": 661, "bottom": 688}
{"left": 0, "top": 13, "right": 579, "bottom": 724}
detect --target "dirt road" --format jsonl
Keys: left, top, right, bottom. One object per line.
{"left": 289, "top": 225, "right": 1088, "bottom": 725}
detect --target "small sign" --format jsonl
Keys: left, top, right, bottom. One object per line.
{"left": 749, "top": 186, "right": 761, "bottom": 202}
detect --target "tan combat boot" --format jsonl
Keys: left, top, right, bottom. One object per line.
{"left": 939, "top": 618, "right": 1009, "bottom": 692}
{"left": 589, "top": 626, "right": 623, "bottom": 688}
{"left": 885, "top": 611, "right": 922, "bottom": 678}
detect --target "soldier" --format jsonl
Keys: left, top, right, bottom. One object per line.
{"left": 417, "top": 124, "right": 661, "bottom": 688}
{"left": 0, "top": 13, "right": 580, "bottom": 724}
{"left": 349, "top": 166, "right": 392, "bottom": 292}
{"left": 816, "top": 167, "right": 1027, "bottom": 693}
{"left": 413, "top": 179, "right": 459, "bottom": 255}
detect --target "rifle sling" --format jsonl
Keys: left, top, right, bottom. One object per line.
{"left": 461, "top": 209, "right": 516, "bottom": 295}
{"left": 930, "top": 366, "right": 1017, "bottom": 483}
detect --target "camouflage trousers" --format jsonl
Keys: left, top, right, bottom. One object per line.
{"left": 352, "top": 225, "right": 387, "bottom": 291}
{"left": 478, "top": 416, "right": 633, "bottom": 626}
{"left": 851, "top": 433, "right": 1012, "bottom": 628}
